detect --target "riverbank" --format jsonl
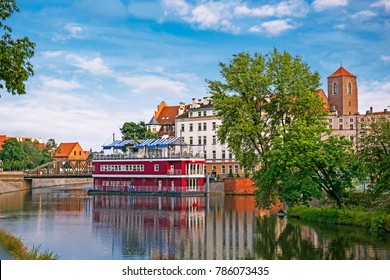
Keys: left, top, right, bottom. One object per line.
{"left": 288, "top": 206, "right": 390, "bottom": 234}
{"left": 0, "top": 229, "right": 58, "bottom": 260}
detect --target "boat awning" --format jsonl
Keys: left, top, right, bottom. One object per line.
{"left": 135, "top": 136, "right": 181, "bottom": 149}
{"left": 103, "top": 139, "right": 136, "bottom": 149}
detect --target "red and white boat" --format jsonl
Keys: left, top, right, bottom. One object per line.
{"left": 90, "top": 136, "right": 207, "bottom": 196}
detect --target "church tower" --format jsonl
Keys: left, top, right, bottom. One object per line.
{"left": 327, "top": 66, "right": 358, "bottom": 116}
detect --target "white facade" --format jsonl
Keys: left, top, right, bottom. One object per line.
{"left": 175, "top": 97, "right": 241, "bottom": 177}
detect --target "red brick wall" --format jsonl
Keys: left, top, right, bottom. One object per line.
{"left": 224, "top": 178, "right": 256, "bottom": 194}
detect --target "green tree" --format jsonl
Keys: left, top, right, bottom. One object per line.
{"left": 0, "top": 138, "right": 27, "bottom": 170}
{"left": 207, "top": 49, "right": 325, "bottom": 171}
{"left": 120, "top": 121, "right": 156, "bottom": 141}
{"left": 254, "top": 121, "right": 359, "bottom": 209}
{"left": 0, "top": 0, "right": 35, "bottom": 96}
{"left": 358, "top": 116, "right": 390, "bottom": 195}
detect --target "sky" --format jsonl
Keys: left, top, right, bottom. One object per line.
{"left": 0, "top": 0, "right": 389, "bottom": 151}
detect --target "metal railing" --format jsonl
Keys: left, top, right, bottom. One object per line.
{"left": 93, "top": 152, "right": 205, "bottom": 161}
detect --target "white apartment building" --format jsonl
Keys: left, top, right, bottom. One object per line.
{"left": 175, "top": 97, "right": 242, "bottom": 178}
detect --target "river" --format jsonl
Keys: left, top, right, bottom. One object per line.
{"left": 0, "top": 184, "right": 389, "bottom": 260}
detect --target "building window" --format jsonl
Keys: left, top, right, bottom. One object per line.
{"left": 181, "top": 124, "right": 184, "bottom": 132}
{"left": 212, "top": 151, "right": 216, "bottom": 159}
{"left": 203, "top": 122, "right": 207, "bottom": 131}
{"left": 221, "top": 165, "right": 226, "bottom": 174}
{"left": 349, "top": 101, "right": 351, "bottom": 106}
{"left": 203, "top": 136, "right": 207, "bottom": 145}
{"left": 212, "top": 122, "right": 216, "bottom": 130}
{"left": 74, "top": 151, "right": 76, "bottom": 156}
{"left": 189, "top": 124, "right": 193, "bottom": 131}
{"left": 360, "top": 118, "right": 365, "bottom": 122}
{"left": 229, "top": 152, "right": 233, "bottom": 159}
{"left": 212, "top": 135, "right": 217, "bottom": 145}
{"left": 222, "top": 150, "right": 225, "bottom": 159}
{"left": 189, "top": 136, "right": 193, "bottom": 145}
{"left": 350, "top": 118, "right": 354, "bottom": 122}
{"left": 154, "top": 164, "right": 159, "bottom": 172}
{"left": 350, "top": 135, "right": 354, "bottom": 141}
{"left": 198, "top": 136, "right": 202, "bottom": 145}
{"left": 348, "top": 82, "right": 352, "bottom": 94}
{"left": 333, "top": 83, "right": 338, "bottom": 94}
{"left": 198, "top": 111, "right": 201, "bottom": 117}
{"left": 329, "top": 124, "right": 333, "bottom": 129}
{"left": 329, "top": 119, "right": 332, "bottom": 123}
{"left": 228, "top": 165, "right": 232, "bottom": 174}
{"left": 79, "top": 151, "right": 81, "bottom": 156}
{"left": 198, "top": 123, "right": 202, "bottom": 131}
{"left": 339, "top": 118, "right": 343, "bottom": 122}
{"left": 189, "top": 112, "right": 193, "bottom": 117}
{"left": 203, "top": 111, "right": 207, "bottom": 116}
{"left": 350, "top": 124, "right": 354, "bottom": 130}
{"left": 339, "top": 124, "right": 343, "bottom": 130}
{"left": 234, "top": 165, "right": 238, "bottom": 174}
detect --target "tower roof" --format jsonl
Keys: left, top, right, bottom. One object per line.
{"left": 328, "top": 66, "right": 356, "bottom": 78}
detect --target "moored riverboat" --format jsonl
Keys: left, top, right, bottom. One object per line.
{"left": 89, "top": 136, "right": 207, "bottom": 196}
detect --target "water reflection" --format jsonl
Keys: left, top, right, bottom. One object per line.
{"left": 0, "top": 187, "right": 389, "bottom": 260}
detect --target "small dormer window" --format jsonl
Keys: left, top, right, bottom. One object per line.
{"left": 348, "top": 82, "right": 352, "bottom": 94}
{"left": 333, "top": 83, "right": 338, "bottom": 94}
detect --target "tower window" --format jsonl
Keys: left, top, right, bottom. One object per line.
{"left": 333, "top": 83, "right": 338, "bottom": 94}
{"left": 348, "top": 82, "right": 352, "bottom": 94}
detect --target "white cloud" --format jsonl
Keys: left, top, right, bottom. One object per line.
{"left": 371, "top": 0, "right": 390, "bottom": 13}
{"left": 249, "top": 19, "right": 295, "bottom": 36}
{"left": 162, "top": 0, "right": 191, "bottom": 16}
{"left": 380, "top": 55, "right": 390, "bottom": 63}
{"left": 313, "top": 0, "right": 348, "bottom": 11}
{"left": 234, "top": 0, "right": 309, "bottom": 18}
{"left": 41, "top": 51, "right": 66, "bottom": 59}
{"left": 39, "top": 76, "right": 81, "bottom": 91}
{"left": 161, "top": 0, "right": 305, "bottom": 34}
{"left": 350, "top": 10, "right": 377, "bottom": 20}
{"left": 65, "top": 23, "right": 83, "bottom": 36}
{"left": 334, "top": 24, "right": 346, "bottom": 30}
{"left": 66, "top": 54, "right": 113, "bottom": 76}
{"left": 117, "top": 74, "right": 188, "bottom": 97}
{"left": 359, "top": 80, "right": 390, "bottom": 113}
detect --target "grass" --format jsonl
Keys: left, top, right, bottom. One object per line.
{"left": 288, "top": 206, "right": 390, "bottom": 235}
{"left": 0, "top": 229, "right": 59, "bottom": 260}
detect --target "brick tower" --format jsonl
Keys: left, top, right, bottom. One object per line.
{"left": 327, "top": 66, "right": 358, "bottom": 116}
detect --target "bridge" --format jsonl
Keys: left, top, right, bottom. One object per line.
{"left": 24, "top": 159, "right": 93, "bottom": 178}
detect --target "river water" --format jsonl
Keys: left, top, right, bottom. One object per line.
{"left": 0, "top": 184, "right": 389, "bottom": 260}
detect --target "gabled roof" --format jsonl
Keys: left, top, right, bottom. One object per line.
{"left": 157, "top": 105, "right": 181, "bottom": 124}
{"left": 328, "top": 66, "right": 356, "bottom": 78}
{"left": 55, "top": 142, "right": 79, "bottom": 157}
{"left": 147, "top": 116, "right": 160, "bottom": 125}
{"left": 316, "top": 89, "right": 330, "bottom": 111}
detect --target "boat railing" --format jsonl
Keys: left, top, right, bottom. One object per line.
{"left": 93, "top": 152, "right": 204, "bottom": 161}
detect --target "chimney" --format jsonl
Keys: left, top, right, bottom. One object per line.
{"left": 370, "top": 107, "right": 373, "bottom": 113}
{"left": 384, "top": 109, "right": 388, "bottom": 114}
{"left": 178, "top": 102, "right": 185, "bottom": 115}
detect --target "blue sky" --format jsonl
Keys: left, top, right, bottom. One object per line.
{"left": 1, "top": 0, "right": 389, "bottom": 151}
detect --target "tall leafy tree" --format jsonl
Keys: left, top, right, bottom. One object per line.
{"left": 254, "top": 121, "right": 359, "bottom": 209}
{"left": 0, "top": 0, "right": 35, "bottom": 96}
{"left": 120, "top": 121, "right": 156, "bottom": 141}
{"left": 358, "top": 116, "right": 390, "bottom": 195}
{"left": 0, "top": 138, "right": 26, "bottom": 170}
{"left": 208, "top": 48, "right": 357, "bottom": 208}
{"left": 207, "top": 48, "right": 325, "bottom": 171}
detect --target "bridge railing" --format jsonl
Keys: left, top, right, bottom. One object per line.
{"left": 25, "top": 159, "right": 93, "bottom": 178}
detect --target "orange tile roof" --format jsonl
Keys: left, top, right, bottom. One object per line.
{"left": 328, "top": 66, "right": 356, "bottom": 78}
{"left": 316, "top": 89, "right": 330, "bottom": 111}
{"left": 55, "top": 142, "right": 78, "bottom": 157}
{"left": 157, "top": 106, "right": 180, "bottom": 124}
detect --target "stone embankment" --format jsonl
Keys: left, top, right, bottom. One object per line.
{"left": 0, "top": 171, "right": 29, "bottom": 194}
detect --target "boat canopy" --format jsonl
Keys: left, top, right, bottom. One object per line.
{"left": 102, "top": 139, "right": 137, "bottom": 150}
{"left": 135, "top": 136, "right": 183, "bottom": 149}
